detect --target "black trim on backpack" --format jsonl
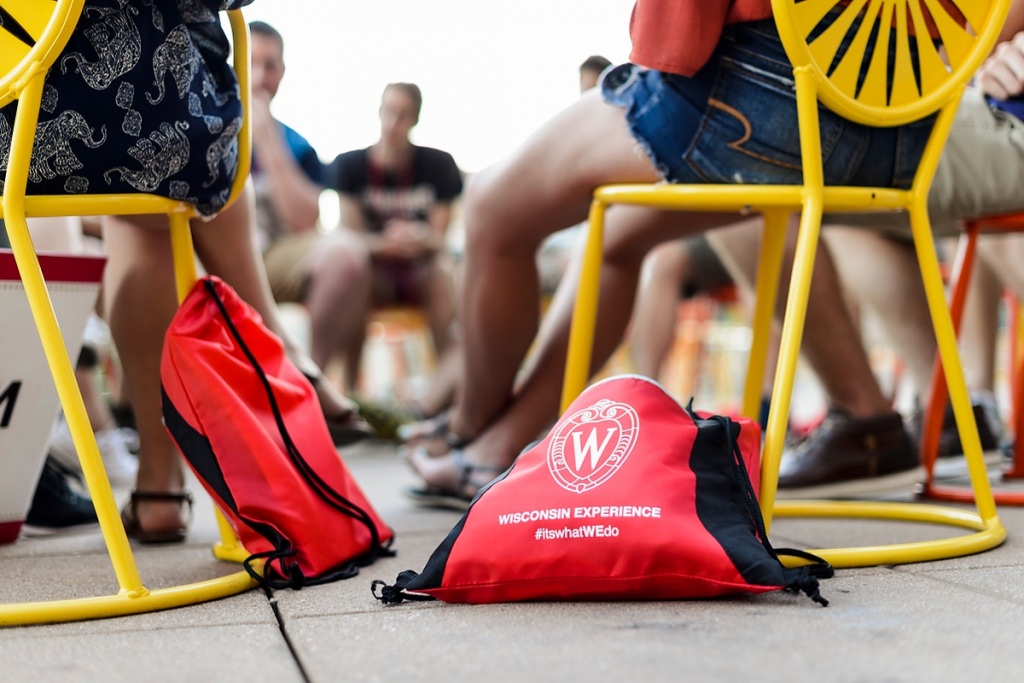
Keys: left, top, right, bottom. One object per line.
{"left": 687, "top": 401, "right": 833, "bottom": 606}
{"left": 371, "top": 453, "right": 518, "bottom": 604}
{"left": 162, "top": 388, "right": 237, "bottom": 513}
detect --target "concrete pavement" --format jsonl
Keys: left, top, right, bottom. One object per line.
{"left": 2, "top": 440, "right": 1024, "bottom": 683}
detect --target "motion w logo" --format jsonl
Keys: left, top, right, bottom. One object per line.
{"left": 547, "top": 398, "right": 639, "bottom": 493}
{"left": 571, "top": 427, "right": 618, "bottom": 472}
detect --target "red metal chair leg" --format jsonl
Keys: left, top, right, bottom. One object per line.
{"left": 921, "top": 217, "right": 1024, "bottom": 503}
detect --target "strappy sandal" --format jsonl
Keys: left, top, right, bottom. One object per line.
{"left": 302, "top": 372, "right": 374, "bottom": 446}
{"left": 403, "top": 447, "right": 505, "bottom": 511}
{"left": 396, "top": 410, "right": 451, "bottom": 445}
{"left": 120, "top": 490, "right": 194, "bottom": 544}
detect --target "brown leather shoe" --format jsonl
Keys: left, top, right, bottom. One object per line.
{"left": 777, "top": 410, "right": 922, "bottom": 499}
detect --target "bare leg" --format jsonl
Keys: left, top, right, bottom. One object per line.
{"left": 707, "top": 220, "right": 892, "bottom": 418}
{"left": 978, "top": 233, "right": 1024, "bottom": 301}
{"left": 449, "top": 91, "right": 662, "bottom": 440}
{"left": 303, "top": 231, "right": 372, "bottom": 379}
{"left": 102, "top": 214, "right": 184, "bottom": 533}
{"left": 410, "top": 203, "right": 738, "bottom": 493}
{"left": 629, "top": 241, "right": 691, "bottom": 378}
{"left": 191, "top": 186, "right": 360, "bottom": 418}
{"left": 416, "top": 344, "right": 460, "bottom": 417}
{"left": 822, "top": 227, "right": 935, "bottom": 397}
{"left": 959, "top": 254, "right": 1002, "bottom": 394}
{"left": 422, "top": 257, "right": 457, "bottom": 355}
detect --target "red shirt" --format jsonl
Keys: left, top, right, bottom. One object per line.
{"left": 628, "top": 0, "right": 967, "bottom": 78}
{"left": 628, "top": 0, "right": 773, "bottom": 77}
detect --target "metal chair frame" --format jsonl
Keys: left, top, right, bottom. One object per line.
{"left": 919, "top": 212, "right": 1024, "bottom": 504}
{"left": 0, "top": 0, "right": 257, "bottom": 625}
{"left": 562, "top": 0, "right": 1011, "bottom": 568}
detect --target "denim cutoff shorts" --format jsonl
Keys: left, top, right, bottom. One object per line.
{"left": 601, "top": 19, "right": 934, "bottom": 189}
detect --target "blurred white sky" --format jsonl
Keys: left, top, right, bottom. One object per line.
{"left": 242, "top": 1, "right": 635, "bottom": 175}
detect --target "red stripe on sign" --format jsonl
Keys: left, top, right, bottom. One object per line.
{"left": 0, "top": 250, "right": 106, "bottom": 284}
{"left": 0, "top": 521, "right": 23, "bottom": 545}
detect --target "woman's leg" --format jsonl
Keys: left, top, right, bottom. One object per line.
{"left": 409, "top": 200, "right": 735, "bottom": 495}
{"left": 629, "top": 241, "right": 691, "bottom": 379}
{"left": 449, "top": 91, "right": 662, "bottom": 440}
{"left": 190, "top": 185, "right": 362, "bottom": 418}
{"left": 102, "top": 214, "right": 185, "bottom": 533}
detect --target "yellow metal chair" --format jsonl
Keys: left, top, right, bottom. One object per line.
{"left": 0, "top": 0, "right": 256, "bottom": 625}
{"left": 563, "top": 0, "right": 1010, "bottom": 568}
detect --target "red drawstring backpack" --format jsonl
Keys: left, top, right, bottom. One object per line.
{"left": 161, "top": 276, "right": 394, "bottom": 588}
{"left": 373, "top": 375, "right": 831, "bottom": 605}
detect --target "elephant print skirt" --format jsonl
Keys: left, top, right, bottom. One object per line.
{"left": 0, "top": 0, "right": 252, "bottom": 217}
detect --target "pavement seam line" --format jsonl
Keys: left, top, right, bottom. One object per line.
{"left": 263, "top": 585, "right": 313, "bottom": 683}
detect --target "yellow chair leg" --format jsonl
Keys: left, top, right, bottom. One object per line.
{"left": 760, "top": 200, "right": 824, "bottom": 529}
{"left": 167, "top": 213, "right": 249, "bottom": 562}
{"left": 561, "top": 198, "right": 607, "bottom": 413}
{"left": 742, "top": 208, "right": 788, "bottom": 422}
{"left": 907, "top": 207, "right": 1000, "bottom": 522}
{"left": 4, "top": 211, "right": 147, "bottom": 597}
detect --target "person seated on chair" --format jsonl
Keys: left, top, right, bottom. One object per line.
{"left": 324, "top": 82, "right": 463, "bottom": 398}
{"left": 1, "top": 0, "right": 366, "bottom": 542}
{"left": 699, "top": 4, "right": 1024, "bottom": 496}
{"left": 400, "top": 0, "right": 958, "bottom": 509}
{"left": 248, "top": 21, "right": 375, "bottom": 442}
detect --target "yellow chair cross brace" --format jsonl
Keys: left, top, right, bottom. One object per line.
{"left": 0, "top": 0, "right": 257, "bottom": 626}
{"left": 562, "top": 0, "right": 1011, "bottom": 568}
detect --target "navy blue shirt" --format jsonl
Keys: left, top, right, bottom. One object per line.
{"left": 326, "top": 146, "right": 462, "bottom": 234}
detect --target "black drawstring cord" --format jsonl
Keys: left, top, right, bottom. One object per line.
{"left": 699, "top": 407, "right": 834, "bottom": 607}
{"left": 787, "top": 564, "right": 830, "bottom": 607}
{"left": 371, "top": 572, "right": 436, "bottom": 605}
{"left": 205, "top": 279, "right": 394, "bottom": 585}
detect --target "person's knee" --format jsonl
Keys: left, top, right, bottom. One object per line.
{"left": 645, "top": 242, "right": 690, "bottom": 284}
{"left": 311, "top": 237, "right": 371, "bottom": 284}
{"left": 462, "top": 168, "right": 541, "bottom": 257}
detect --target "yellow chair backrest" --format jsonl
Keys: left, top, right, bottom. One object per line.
{"left": 0, "top": 0, "right": 83, "bottom": 109}
{"left": 1, "top": 1, "right": 250, "bottom": 221}
{"left": 773, "top": 0, "right": 1010, "bottom": 126}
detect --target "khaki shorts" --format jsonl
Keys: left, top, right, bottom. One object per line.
{"left": 263, "top": 231, "right": 320, "bottom": 303}
{"left": 826, "top": 88, "right": 1024, "bottom": 238}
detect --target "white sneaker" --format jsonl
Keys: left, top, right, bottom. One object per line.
{"left": 49, "top": 416, "right": 138, "bottom": 487}
{"left": 80, "top": 313, "right": 111, "bottom": 356}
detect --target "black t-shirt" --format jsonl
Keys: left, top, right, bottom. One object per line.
{"left": 326, "top": 146, "right": 462, "bottom": 233}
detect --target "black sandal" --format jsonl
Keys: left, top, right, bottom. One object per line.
{"left": 120, "top": 490, "right": 194, "bottom": 544}
{"left": 301, "top": 372, "right": 374, "bottom": 446}
{"left": 396, "top": 410, "right": 451, "bottom": 444}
